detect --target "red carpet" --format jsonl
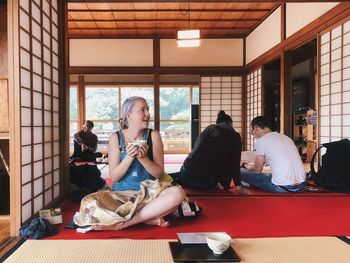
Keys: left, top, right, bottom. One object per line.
{"left": 105, "top": 179, "right": 347, "bottom": 197}
{"left": 182, "top": 185, "right": 349, "bottom": 197}
{"left": 48, "top": 196, "right": 350, "bottom": 240}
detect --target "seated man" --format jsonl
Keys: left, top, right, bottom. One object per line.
{"left": 170, "top": 110, "right": 247, "bottom": 195}
{"left": 241, "top": 116, "right": 306, "bottom": 193}
{"left": 69, "top": 121, "right": 105, "bottom": 200}
{"left": 70, "top": 120, "right": 102, "bottom": 162}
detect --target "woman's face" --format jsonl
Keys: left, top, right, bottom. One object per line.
{"left": 128, "top": 99, "right": 150, "bottom": 129}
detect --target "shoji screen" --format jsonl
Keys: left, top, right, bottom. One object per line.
{"left": 320, "top": 20, "right": 350, "bottom": 153}
{"left": 246, "top": 68, "right": 262, "bottom": 151}
{"left": 19, "top": 0, "right": 61, "bottom": 223}
{"left": 200, "top": 76, "right": 243, "bottom": 134}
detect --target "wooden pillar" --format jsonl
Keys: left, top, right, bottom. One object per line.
{"left": 280, "top": 3, "right": 293, "bottom": 137}
{"left": 60, "top": 0, "right": 70, "bottom": 198}
{"left": 78, "top": 75, "right": 85, "bottom": 127}
{"left": 281, "top": 49, "right": 292, "bottom": 137}
{"left": 242, "top": 37, "right": 247, "bottom": 149}
{"left": 153, "top": 37, "right": 160, "bottom": 131}
{"left": 7, "top": 0, "right": 22, "bottom": 236}
{"left": 242, "top": 74, "right": 247, "bottom": 150}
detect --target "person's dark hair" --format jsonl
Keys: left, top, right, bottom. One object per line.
{"left": 85, "top": 120, "right": 94, "bottom": 128}
{"left": 216, "top": 110, "right": 232, "bottom": 124}
{"left": 251, "top": 116, "right": 269, "bottom": 129}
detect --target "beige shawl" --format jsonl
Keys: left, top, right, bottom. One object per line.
{"left": 74, "top": 179, "right": 172, "bottom": 227}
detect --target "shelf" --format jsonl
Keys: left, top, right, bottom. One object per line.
{"left": 0, "top": 215, "right": 10, "bottom": 221}
{"left": 0, "top": 132, "right": 9, "bottom": 140}
{"left": 294, "top": 110, "right": 317, "bottom": 163}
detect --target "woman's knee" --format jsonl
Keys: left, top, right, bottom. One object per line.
{"left": 168, "top": 185, "right": 185, "bottom": 205}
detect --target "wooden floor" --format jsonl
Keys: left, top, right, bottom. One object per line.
{"left": 0, "top": 220, "right": 10, "bottom": 240}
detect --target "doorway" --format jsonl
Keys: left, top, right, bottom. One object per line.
{"left": 263, "top": 59, "right": 281, "bottom": 132}
{"left": 290, "top": 39, "right": 317, "bottom": 116}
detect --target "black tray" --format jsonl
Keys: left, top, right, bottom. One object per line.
{"left": 169, "top": 242, "right": 241, "bottom": 262}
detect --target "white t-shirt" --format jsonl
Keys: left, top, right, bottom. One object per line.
{"left": 255, "top": 132, "right": 306, "bottom": 186}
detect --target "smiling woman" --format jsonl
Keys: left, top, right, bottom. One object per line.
{"left": 74, "top": 96, "right": 185, "bottom": 231}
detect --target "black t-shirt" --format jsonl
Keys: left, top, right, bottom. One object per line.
{"left": 184, "top": 125, "right": 242, "bottom": 189}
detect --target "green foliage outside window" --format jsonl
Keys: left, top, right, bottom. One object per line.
{"left": 86, "top": 88, "right": 118, "bottom": 120}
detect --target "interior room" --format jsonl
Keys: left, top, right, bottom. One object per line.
{"left": 1, "top": 1, "right": 350, "bottom": 262}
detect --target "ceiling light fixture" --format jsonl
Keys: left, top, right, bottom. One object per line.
{"left": 177, "top": 2, "right": 200, "bottom": 47}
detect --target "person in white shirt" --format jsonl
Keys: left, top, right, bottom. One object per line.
{"left": 241, "top": 116, "right": 306, "bottom": 193}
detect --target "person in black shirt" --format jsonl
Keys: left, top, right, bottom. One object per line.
{"left": 171, "top": 111, "right": 248, "bottom": 194}
{"left": 70, "top": 120, "right": 102, "bottom": 162}
{"left": 69, "top": 120, "right": 105, "bottom": 200}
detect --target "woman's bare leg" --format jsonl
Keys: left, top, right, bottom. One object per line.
{"left": 119, "top": 185, "right": 185, "bottom": 230}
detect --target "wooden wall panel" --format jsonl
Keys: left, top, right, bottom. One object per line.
{"left": 0, "top": 80, "right": 9, "bottom": 133}
{"left": 0, "top": 5, "right": 8, "bottom": 77}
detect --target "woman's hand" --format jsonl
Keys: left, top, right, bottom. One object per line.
{"left": 125, "top": 143, "right": 138, "bottom": 158}
{"left": 136, "top": 144, "right": 149, "bottom": 159}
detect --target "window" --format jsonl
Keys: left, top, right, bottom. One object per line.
{"left": 69, "top": 86, "right": 78, "bottom": 151}
{"left": 69, "top": 83, "right": 197, "bottom": 154}
{"left": 192, "top": 86, "right": 199, "bottom": 104}
{"left": 69, "top": 85, "right": 156, "bottom": 152}
{"left": 85, "top": 86, "right": 119, "bottom": 151}
{"left": 160, "top": 86, "right": 192, "bottom": 153}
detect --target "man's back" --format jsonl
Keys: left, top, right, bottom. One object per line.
{"left": 255, "top": 132, "right": 305, "bottom": 186}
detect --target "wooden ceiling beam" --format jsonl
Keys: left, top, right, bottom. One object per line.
{"left": 68, "top": 18, "right": 261, "bottom": 22}
{"left": 68, "top": 9, "right": 272, "bottom": 13}
{"left": 71, "top": 27, "right": 251, "bottom": 30}
{"left": 67, "top": 34, "right": 245, "bottom": 39}
{"left": 67, "top": 0, "right": 336, "bottom": 2}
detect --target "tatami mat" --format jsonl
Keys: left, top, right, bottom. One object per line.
{"left": 3, "top": 237, "right": 350, "bottom": 263}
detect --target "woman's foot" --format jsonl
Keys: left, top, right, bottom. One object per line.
{"left": 144, "top": 217, "right": 170, "bottom": 227}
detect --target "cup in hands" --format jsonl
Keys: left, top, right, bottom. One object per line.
{"left": 128, "top": 140, "right": 147, "bottom": 149}
{"left": 206, "top": 233, "right": 232, "bottom": 255}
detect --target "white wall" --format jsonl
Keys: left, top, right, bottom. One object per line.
{"left": 160, "top": 39, "right": 243, "bottom": 67}
{"left": 69, "top": 39, "right": 153, "bottom": 67}
{"left": 70, "top": 38, "right": 243, "bottom": 67}
{"left": 286, "top": 2, "right": 340, "bottom": 38}
{"left": 246, "top": 7, "right": 281, "bottom": 64}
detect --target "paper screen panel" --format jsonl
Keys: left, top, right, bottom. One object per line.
{"left": 319, "top": 20, "right": 350, "bottom": 146}
{"left": 19, "top": 0, "right": 61, "bottom": 223}
{"left": 246, "top": 68, "right": 262, "bottom": 151}
{"left": 200, "top": 76, "right": 243, "bottom": 135}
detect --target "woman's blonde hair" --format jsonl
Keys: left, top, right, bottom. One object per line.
{"left": 121, "top": 96, "right": 147, "bottom": 128}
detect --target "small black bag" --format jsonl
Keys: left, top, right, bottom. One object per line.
{"left": 310, "top": 139, "right": 350, "bottom": 193}
{"left": 172, "top": 200, "right": 201, "bottom": 218}
{"left": 19, "top": 217, "right": 58, "bottom": 239}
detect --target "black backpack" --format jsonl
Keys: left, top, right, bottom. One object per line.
{"left": 310, "top": 139, "right": 350, "bottom": 193}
